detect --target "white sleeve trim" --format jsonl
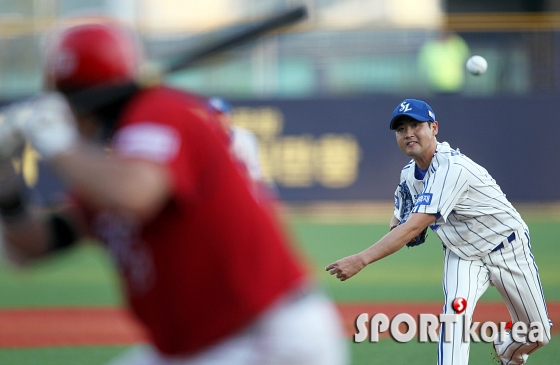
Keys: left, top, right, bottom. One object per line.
{"left": 112, "top": 122, "right": 180, "bottom": 163}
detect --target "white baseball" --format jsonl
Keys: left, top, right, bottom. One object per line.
{"left": 466, "top": 55, "right": 488, "bottom": 76}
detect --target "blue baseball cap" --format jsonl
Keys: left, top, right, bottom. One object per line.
{"left": 208, "top": 97, "right": 232, "bottom": 114}
{"left": 390, "top": 99, "right": 436, "bottom": 130}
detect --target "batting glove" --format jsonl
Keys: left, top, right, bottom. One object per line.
{"left": 3, "top": 93, "right": 79, "bottom": 160}
{"left": 21, "top": 93, "right": 79, "bottom": 160}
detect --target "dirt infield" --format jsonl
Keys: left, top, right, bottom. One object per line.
{"left": 0, "top": 307, "right": 148, "bottom": 348}
{"left": 0, "top": 302, "right": 557, "bottom": 348}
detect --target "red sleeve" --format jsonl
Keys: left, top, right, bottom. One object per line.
{"left": 111, "top": 87, "right": 226, "bottom": 206}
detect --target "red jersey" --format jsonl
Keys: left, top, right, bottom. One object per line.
{"left": 85, "top": 87, "right": 306, "bottom": 355}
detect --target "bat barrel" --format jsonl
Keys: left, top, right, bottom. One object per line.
{"left": 166, "top": 5, "right": 308, "bottom": 73}
{"left": 65, "top": 5, "right": 308, "bottom": 114}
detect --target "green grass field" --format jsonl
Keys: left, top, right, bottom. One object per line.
{"left": 0, "top": 218, "right": 558, "bottom": 364}
{"left": 292, "top": 220, "right": 560, "bottom": 302}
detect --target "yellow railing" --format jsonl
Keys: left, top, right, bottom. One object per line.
{"left": 1, "top": 12, "right": 560, "bottom": 37}
{"left": 446, "top": 12, "right": 560, "bottom": 32}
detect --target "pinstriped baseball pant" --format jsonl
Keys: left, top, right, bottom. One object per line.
{"left": 438, "top": 229, "right": 551, "bottom": 365}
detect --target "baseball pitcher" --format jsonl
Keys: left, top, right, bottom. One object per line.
{"left": 326, "top": 99, "right": 551, "bottom": 365}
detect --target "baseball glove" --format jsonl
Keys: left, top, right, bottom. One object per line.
{"left": 396, "top": 182, "right": 428, "bottom": 247}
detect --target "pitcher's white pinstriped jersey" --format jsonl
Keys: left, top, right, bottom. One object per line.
{"left": 393, "top": 141, "right": 527, "bottom": 260}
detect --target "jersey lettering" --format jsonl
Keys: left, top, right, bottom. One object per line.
{"left": 416, "top": 193, "right": 433, "bottom": 205}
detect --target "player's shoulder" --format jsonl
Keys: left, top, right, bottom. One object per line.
{"left": 120, "top": 86, "right": 214, "bottom": 130}
{"left": 433, "top": 142, "right": 464, "bottom": 164}
{"left": 399, "top": 160, "right": 414, "bottom": 180}
{"left": 432, "top": 142, "right": 480, "bottom": 177}
{"left": 232, "top": 126, "right": 258, "bottom": 142}
{"left": 125, "top": 86, "right": 208, "bottom": 115}
{"left": 401, "top": 160, "right": 414, "bottom": 171}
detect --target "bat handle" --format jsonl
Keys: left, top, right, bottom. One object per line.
{"left": 137, "top": 61, "right": 164, "bottom": 88}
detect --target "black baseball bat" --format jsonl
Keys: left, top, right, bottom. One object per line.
{"left": 67, "top": 6, "right": 308, "bottom": 114}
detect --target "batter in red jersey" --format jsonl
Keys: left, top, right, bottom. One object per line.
{"left": 0, "top": 21, "right": 348, "bottom": 365}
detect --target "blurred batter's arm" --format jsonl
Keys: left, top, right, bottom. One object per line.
{"left": 326, "top": 212, "right": 435, "bottom": 281}
{"left": 0, "top": 162, "right": 86, "bottom": 265}
{"left": 0, "top": 95, "right": 172, "bottom": 263}
{"left": 1, "top": 147, "right": 171, "bottom": 265}
{"left": 50, "top": 144, "right": 172, "bottom": 222}
{"left": 1, "top": 207, "right": 85, "bottom": 266}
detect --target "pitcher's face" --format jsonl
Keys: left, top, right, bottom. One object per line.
{"left": 395, "top": 119, "right": 438, "bottom": 160}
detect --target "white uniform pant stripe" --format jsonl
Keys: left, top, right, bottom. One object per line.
{"left": 438, "top": 248, "right": 490, "bottom": 365}
{"left": 485, "top": 232, "right": 551, "bottom": 365}
{"left": 438, "top": 231, "right": 551, "bottom": 365}
{"left": 522, "top": 231, "right": 550, "bottom": 321}
{"left": 486, "top": 234, "right": 550, "bottom": 332}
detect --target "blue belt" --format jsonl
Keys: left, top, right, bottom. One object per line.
{"left": 491, "top": 232, "right": 516, "bottom": 252}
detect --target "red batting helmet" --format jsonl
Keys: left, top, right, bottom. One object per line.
{"left": 44, "top": 22, "right": 142, "bottom": 93}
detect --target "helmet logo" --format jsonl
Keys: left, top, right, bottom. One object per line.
{"left": 53, "top": 49, "right": 77, "bottom": 78}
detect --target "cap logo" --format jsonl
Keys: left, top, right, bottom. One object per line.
{"left": 399, "top": 102, "right": 412, "bottom": 113}
{"left": 428, "top": 110, "right": 435, "bottom": 119}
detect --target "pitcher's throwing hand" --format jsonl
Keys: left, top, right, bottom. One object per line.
{"left": 326, "top": 254, "right": 366, "bottom": 281}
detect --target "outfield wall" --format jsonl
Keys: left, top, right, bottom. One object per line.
{"left": 233, "top": 94, "right": 560, "bottom": 202}
{"left": 17, "top": 94, "right": 560, "bottom": 204}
